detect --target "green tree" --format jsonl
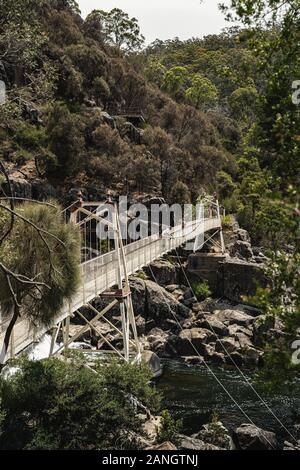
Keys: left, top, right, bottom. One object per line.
{"left": 86, "top": 8, "right": 145, "bottom": 51}
{"left": 185, "top": 74, "right": 219, "bottom": 109}
{"left": 193, "top": 281, "right": 212, "bottom": 301}
{"left": 144, "top": 59, "right": 167, "bottom": 88}
{"left": 162, "top": 66, "right": 188, "bottom": 99}
{"left": 0, "top": 357, "right": 161, "bottom": 450}
{"left": 0, "top": 0, "right": 55, "bottom": 126}
{"left": 142, "top": 126, "right": 173, "bottom": 198}
{"left": 216, "top": 171, "right": 237, "bottom": 199}
{"left": 0, "top": 200, "right": 80, "bottom": 364}
{"left": 252, "top": 252, "right": 300, "bottom": 390}
{"left": 92, "top": 77, "right": 110, "bottom": 107}
{"left": 222, "top": 0, "right": 300, "bottom": 189}
{"left": 169, "top": 181, "right": 191, "bottom": 205}
{"left": 65, "top": 44, "right": 107, "bottom": 86}
{"left": 157, "top": 410, "right": 182, "bottom": 446}
{"left": 46, "top": 103, "right": 85, "bottom": 176}
{"left": 228, "top": 86, "right": 258, "bottom": 122}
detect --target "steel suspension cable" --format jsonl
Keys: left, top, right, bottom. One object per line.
{"left": 174, "top": 248, "right": 297, "bottom": 444}
{"left": 147, "top": 264, "right": 276, "bottom": 450}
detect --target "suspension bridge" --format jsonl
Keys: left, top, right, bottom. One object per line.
{"left": 0, "top": 198, "right": 224, "bottom": 364}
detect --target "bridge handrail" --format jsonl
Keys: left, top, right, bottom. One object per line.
{"left": 81, "top": 216, "right": 220, "bottom": 269}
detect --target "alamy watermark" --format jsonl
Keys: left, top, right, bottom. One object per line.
{"left": 93, "top": 197, "right": 208, "bottom": 251}
{"left": 292, "top": 80, "right": 300, "bottom": 105}
{"left": 292, "top": 340, "right": 300, "bottom": 365}
{"left": 0, "top": 80, "right": 6, "bottom": 105}
{"left": 291, "top": 81, "right": 300, "bottom": 364}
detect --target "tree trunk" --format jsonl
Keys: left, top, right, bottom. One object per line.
{"left": 0, "top": 306, "right": 20, "bottom": 370}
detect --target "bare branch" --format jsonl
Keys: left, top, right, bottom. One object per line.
{"left": 0, "top": 263, "right": 50, "bottom": 289}
{"left": 0, "top": 197, "right": 57, "bottom": 208}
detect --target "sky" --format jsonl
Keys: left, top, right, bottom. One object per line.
{"left": 78, "top": 0, "right": 230, "bottom": 44}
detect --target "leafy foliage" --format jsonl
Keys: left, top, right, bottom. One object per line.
{"left": 223, "top": 0, "right": 300, "bottom": 189}
{"left": 0, "top": 201, "right": 80, "bottom": 325}
{"left": 157, "top": 410, "right": 182, "bottom": 446}
{"left": 0, "top": 357, "right": 161, "bottom": 450}
{"left": 0, "top": 2, "right": 242, "bottom": 202}
{"left": 192, "top": 281, "right": 212, "bottom": 301}
{"left": 86, "top": 8, "right": 145, "bottom": 51}
{"left": 252, "top": 253, "right": 300, "bottom": 390}
{"left": 185, "top": 74, "right": 219, "bottom": 109}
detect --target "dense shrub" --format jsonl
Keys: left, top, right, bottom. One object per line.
{"left": 0, "top": 357, "right": 161, "bottom": 450}
{"left": 192, "top": 281, "right": 212, "bottom": 301}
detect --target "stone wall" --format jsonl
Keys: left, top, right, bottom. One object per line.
{"left": 187, "top": 253, "right": 227, "bottom": 293}
{"left": 187, "top": 253, "right": 267, "bottom": 303}
{"left": 218, "top": 259, "right": 267, "bottom": 303}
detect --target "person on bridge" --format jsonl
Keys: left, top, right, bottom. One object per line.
{"left": 70, "top": 191, "right": 84, "bottom": 213}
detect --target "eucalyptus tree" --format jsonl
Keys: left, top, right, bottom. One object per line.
{"left": 221, "top": 0, "right": 300, "bottom": 189}
{"left": 85, "top": 8, "right": 145, "bottom": 52}
{"left": 0, "top": 165, "right": 81, "bottom": 366}
{"left": 185, "top": 74, "right": 219, "bottom": 110}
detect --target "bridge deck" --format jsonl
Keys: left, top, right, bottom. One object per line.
{"left": 0, "top": 217, "right": 221, "bottom": 361}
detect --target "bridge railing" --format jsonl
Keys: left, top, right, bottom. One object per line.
{"left": 80, "top": 216, "right": 221, "bottom": 289}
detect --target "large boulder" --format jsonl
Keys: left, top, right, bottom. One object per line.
{"left": 91, "top": 277, "right": 190, "bottom": 333}
{"left": 178, "top": 435, "right": 222, "bottom": 451}
{"left": 176, "top": 328, "right": 216, "bottom": 356}
{"left": 252, "top": 315, "right": 276, "bottom": 347}
{"left": 67, "top": 324, "right": 91, "bottom": 343}
{"left": 228, "top": 324, "right": 253, "bottom": 338}
{"left": 225, "top": 351, "right": 245, "bottom": 366}
{"left": 235, "top": 228, "right": 251, "bottom": 243}
{"left": 215, "top": 337, "right": 238, "bottom": 354}
{"left": 226, "top": 227, "right": 253, "bottom": 260}
{"left": 197, "top": 316, "right": 230, "bottom": 337}
{"left": 144, "top": 279, "right": 190, "bottom": 330}
{"left": 233, "top": 424, "right": 277, "bottom": 450}
{"left": 195, "top": 421, "right": 233, "bottom": 450}
{"left": 183, "top": 356, "right": 204, "bottom": 365}
{"left": 229, "top": 240, "right": 254, "bottom": 260}
{"left": 147, "top": 328, "right": 175, "bottom": 357}
{"left": 235, "top": 304, "right": 262, "bottom": 318}
{"left": 213, "top": 309, "right": 254, "bottom": 327}
{"left": 144, "top": 259, "right": 179, "bottom": 286}
{"left": 234, "top": 332, "right": 253, "bottom": 349}
{"left": 146, "top": 442, "right": 177, "bottom": 450}
{"left": 243, "top": 347, "right": 264, "bottom": 366}
{"left": 141, "top": 350, "right": 162, "bottom": 378}
{"left": 283, "top": 440, "right": 300, "bottom": 451}
{"left": 2, "top": 176, "right": 33, "bottom": 199}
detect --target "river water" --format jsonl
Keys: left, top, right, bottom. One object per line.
{"left": 156, "top": 360, "right": 300, "bottom": 443}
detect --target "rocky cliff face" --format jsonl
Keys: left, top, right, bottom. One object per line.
{"left": 70, "top": 261, "right": 272, "bottom": 367}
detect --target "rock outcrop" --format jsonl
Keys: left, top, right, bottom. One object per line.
{"left": 146, "top": 441, "right": 177, "bottom": 450}
{"left": 89, "top": 276, "right": 190, "bottom": 334}
{"left": 144, "top": 259, "right": 180, "bottom": 286}
{"left": 233, "top": 424, "right": 278, "bottom": 450}
{"left": 142, "top": 294, "right": 267, "bottom": 365}
{"left": 220, "top": 259, "right": 267, "bottom": 303}
{"left": 194, "top": 420, "right": 234, "bottom": 450}
{"left": 178, "top": 435, "right": 223, "bottom": 451}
